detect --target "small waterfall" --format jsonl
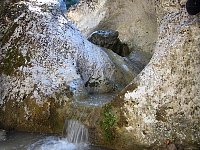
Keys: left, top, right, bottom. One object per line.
{"left": 28, "top": 120, "right": 89, "bottom": 150}
{"left": 63, "top": 119, "right": 89, "bottom": 145}
{"left": 0, "top": 130, "right": 6, "bottom": 141}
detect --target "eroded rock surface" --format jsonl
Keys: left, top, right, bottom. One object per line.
{"left": 0, "top": 0, "right": 199, "bottom": 149}
{"left": 0, "top": 0, "right": 136, "bottom": 132}
{"left": 67, "top": 0, "right": 158, "bottom": 54}
{"left": 94, "top": 1, "right": 200, "bottom": 149}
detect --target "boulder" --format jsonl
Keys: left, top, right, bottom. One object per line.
{"left": 0, "top": 0, "right": 136, "bottom": 132}
{"left": 93, "top": 1, "right": 200, "bottom": 149}
{"left": 88, "top": 30, "right": 130, "bottom": 56}
{"left": 67, "top": 0, "right": 158, "bottom": 54}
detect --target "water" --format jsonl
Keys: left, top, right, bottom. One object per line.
{"left": 0, "top": 131, "right": 111, "bottom": 150}
{"left": 0, "top": 131, "right": 48, "bottom": 150}
{"left": 0, "top": 120, "right": 111, "bottom": 150}
{"left": 0, "top": 92, "right": 116, "bottom": 150}
{"left": 0, "top": 93, "right": 116, "bottom": 150}
{"left": 75, "top": 93, "right": 116, "bottom": 106}
{"left": 63, "top": 120, "right": 88, "bottom": 144}
{"left": 0, "top": 129, "right": 6, "bottom": 141}
{"left": 28, "top": 136, "right": 84, "bottom": 150}
{"left": 65, "top": 0, "right": 79, "bottom": 9}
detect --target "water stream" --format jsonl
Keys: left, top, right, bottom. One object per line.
{"left": 0, "top": 131, "right": 111, "bottom": 150}
{"left": 0, "top": 93, "right": 116, "bottom": 150}
{"left": 63, "top": 119, "right": 88, "bottom": 145}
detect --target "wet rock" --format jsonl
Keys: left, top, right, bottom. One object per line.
{"left": 128, "top": 50, "right": 152, "bottom": 71}
{"left": 65, "top": 0, "right": 79, "bottom": 9}
{"left": 0, "top": 129, "right": 6, "bottom": 141}
{"left": 88, "top": 30, "right": 130, "bottom": 57}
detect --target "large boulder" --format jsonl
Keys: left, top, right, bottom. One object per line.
{"left": 0, "top": 0, "right": 136, "bottom": 132}
{"left": 93, "top": 1, "right": 200, "bottom": 149}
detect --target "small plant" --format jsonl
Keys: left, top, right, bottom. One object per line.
{"left": 100, "top": 104, "right": 117, "bottom": 142}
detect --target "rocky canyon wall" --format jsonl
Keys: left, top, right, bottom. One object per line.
{"left": 95, "top": 0, "right": 200, "bottom": 149}
{"left": 0, "top": 0, "right": 199, "bottom": 149}
{"left": 67, "top": 0, "right": 158, "bottom": 54}
{"left": 0, "top": 0, "right": 136, "bottom": 132}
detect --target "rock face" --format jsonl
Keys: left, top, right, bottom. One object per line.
{"left": 0, "top": 0, "right": 199, "bottom": 149}
{"left": 0, "top": 0, "right": 135, "bottom": 132}
{"left": 88, "top": 30, "right": 130, "bottom": 56}
{"left": 67, "top": 0, "right": 158, "bottom": 54}
{"left": 95, "top": 1, "right": 200, "bottom": 149}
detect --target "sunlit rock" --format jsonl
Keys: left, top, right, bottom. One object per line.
{"left": 0, "top": 0, "right": 135, "bottom": 132}
{"left": 94, "top": 1, "right": 200, "bottom": 149}
{"left": 67, "top": 0, "right": 158, "bottom": 54}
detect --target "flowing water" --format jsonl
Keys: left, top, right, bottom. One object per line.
{"left": 75, "top": 93, "right": 116, "bottom": 106}
{"left": 63, "top": 119, "right": 88, "bottom": 144}
{"left": 0, "top": 120, "right": 111, "bottom": 150}
{"left": 29, "top": 120, "right": 89, "bottom": 150}
{"left": 0, "top": 131, "right": 111, "bottom": 150}
{"left": 0, "top": 93, "right": 116, "bottom": 150}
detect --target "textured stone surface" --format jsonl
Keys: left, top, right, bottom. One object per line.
{"left": 67, "top": 0, "right": 158, "bottom": 54}
{"left": 0, "top": 0, "right": 136, "bottom": 132}
{"left": 88, "top": 30, "right": 130, "bottom": 56}
{"left": 0, "top": 0, "right": 199, "bottom": 149}
{"left": 97, "top": 1, "right": 200, "bottom": 149}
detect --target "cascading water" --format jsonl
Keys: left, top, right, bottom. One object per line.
{"left": 28, "top": 119, "right": 89, "bottom": 150}
{"left": 63, "top": 119, "right": 89, "bottom": 145}
{"left": 0, "top": 130, "right": 6, "bottom": 141}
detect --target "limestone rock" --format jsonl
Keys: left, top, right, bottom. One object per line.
{"left": 0, "top": 0, "right": 135, "bottom": 132}
{"left": 67, "top": 0, "right": 158, "bottom": 54}
{"left": 88, "top": 30, "right": 130, "bottom": 56}
{"left": 95, "top": 1, "right": 200, "bottom": 149}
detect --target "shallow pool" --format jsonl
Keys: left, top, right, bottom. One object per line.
{"left": 0, "top": 131, "right": 111, "bottom": 150}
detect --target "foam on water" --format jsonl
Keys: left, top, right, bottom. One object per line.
{"left": 0, "top": 131, "right": 112, "bottom": 150}
{"left": 28, "top": 136, "right": 88, "bottom": 150}
{"left": 64, "top": 120, "right": 89, "bottom": 144}
{"left": 29, "top": 119, "right": 89, "bottom": 150}
{"left": 0, "top": 130, "right": 6, "bottom": 141}
{"left": 75, "top": 93, "right": 116, "bottom": 106}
